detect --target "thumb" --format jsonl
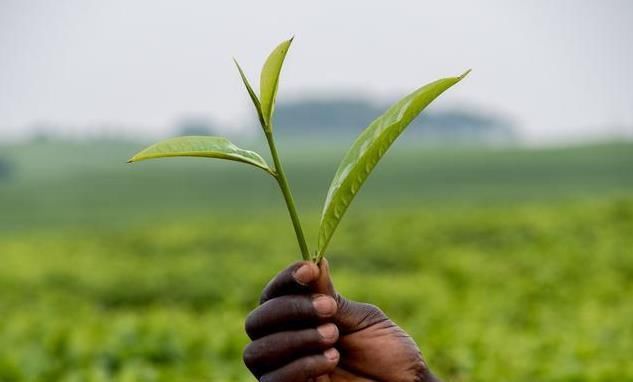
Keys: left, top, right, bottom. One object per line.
{"left": 314, "top": 258, "right": 388, "bottom": 334}
{"left": 313, "top": 258, "right": 336, "bottom": 297}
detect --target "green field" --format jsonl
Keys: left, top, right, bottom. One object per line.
{"left": 0, "top": 140, "right": 632, "bottom": 381}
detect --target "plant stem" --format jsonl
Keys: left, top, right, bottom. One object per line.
{"left": 264, "top": 131, "right": 311, "bottom": 260}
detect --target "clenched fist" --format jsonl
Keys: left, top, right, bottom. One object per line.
{"left": 243, "top": 259, "right": 439, "bottom": 382}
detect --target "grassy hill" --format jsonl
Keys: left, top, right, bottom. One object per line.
{"left": 1, "top": 140, "right": 631, "bottom": 231}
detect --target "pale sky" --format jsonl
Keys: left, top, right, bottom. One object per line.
{"left": 1, "top": 0, "right": 632, "bottom": 142}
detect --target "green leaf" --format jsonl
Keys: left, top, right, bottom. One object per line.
{"left": 316, "top": 70, "right": 471, "bottom": 260}
{"left": 260, "top": 37, "right": 294, "bottom": 128}
{"left": 127, "top": 136, "right": 275, "bottom": 175}
{"left": 233, "top": 58, "right": 266, "bottom": 128}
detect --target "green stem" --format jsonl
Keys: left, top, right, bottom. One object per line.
{"left": 264, "top": 131, "right": 311, "bottom": 260}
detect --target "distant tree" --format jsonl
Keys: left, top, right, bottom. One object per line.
{"left": 175, "top": 118, "right": 218, "bottom": 136}
{"left": 412, "top": 109, "right": 517, "bottom": 144}
{"left": 275, "top": 98, "right": 378, "bottom": 135}
{"left": 27, "top": 122, "right": 61, "bottom": 143}
{"left": 274, "top": 97, "right": 516, "bottom": 144}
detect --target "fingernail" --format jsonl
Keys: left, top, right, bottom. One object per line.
{"left": 324, "top": 348, "right": 339, "bottom": 361}
{"left": 317, "top": 323, "right": 338, "bottom": 341}
{"left": 293, "top": 264, "right": 314, "bottom": 285}
{"left": 313, "top": 296, "right": 337, "bottom": 316}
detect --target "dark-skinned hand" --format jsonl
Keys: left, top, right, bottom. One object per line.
{"left": 243, "top": 259, "right": 439, "bottom": 382}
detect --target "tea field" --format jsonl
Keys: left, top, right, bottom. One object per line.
{"left": 0, "top": 141, "right": 632, "bottom": 381}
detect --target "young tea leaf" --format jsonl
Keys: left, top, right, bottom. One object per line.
{"left": 128, "top": 136, "right": 275, "bottom": 175}
{"left": 233, "top": 58, "right": 266, "bottom": 128}
{"left": 260, "top": 37, "right": 293, "bottom": 128}
{"left": 316, "top": 70, "right": 471, "bottom": 260}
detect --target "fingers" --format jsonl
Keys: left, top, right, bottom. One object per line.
{"left": 260, "top": 261, "right": 320, "bottom": 304}
{"left": 245, "top": 294, "right": 338, "bottom": 340}
{"left": 243, "top": 323, "right": 339, "bottom": 377}
{"left": 244, "top": 261, "right": 340, "bottom": 381}
{"left": 259, "top": 349, "right": 340, "bottom": 382}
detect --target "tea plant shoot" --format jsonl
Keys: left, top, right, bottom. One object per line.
{"left": 128, "top": 37, "right": 469, "bottom": 262}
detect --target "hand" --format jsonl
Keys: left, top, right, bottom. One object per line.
{"left": 243, "top": 259, "right": 438, "bottom": 382}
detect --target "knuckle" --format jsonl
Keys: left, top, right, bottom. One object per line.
{"left": 259, "top": 262, "right": 307, "bottom": 305}
{"left": 244, "top": 311, "right": 259, "bottom": 339}
{"left": 278, "top": 262, "right": 302, "bottom": 285}
{"left": 259, "top": 280, "right": 275, "bottom": 304}
{"left": 242, "top": 343, "right": 258, "bottom": 369}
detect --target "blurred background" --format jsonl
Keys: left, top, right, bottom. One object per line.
{"left": 1, "top": 1, "right": 632, "bottom": 381}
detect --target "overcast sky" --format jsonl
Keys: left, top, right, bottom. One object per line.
{"left": 1, "top": 0, "right": 632, "bottom": 142}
